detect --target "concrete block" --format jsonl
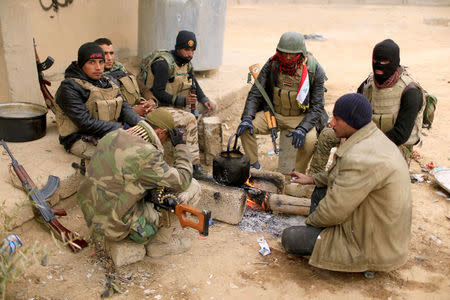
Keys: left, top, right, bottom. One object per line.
{"left": 202, "top": 116, "right": 223, "bottom": 165}
{"left": 197, "top": 180, "right": 247, "bottom": 225}
{"left": 106, "top": 239, "right": 146, "bottom": 267}
{"left": 278, "top": 129, "right": 297, "bottom": 174}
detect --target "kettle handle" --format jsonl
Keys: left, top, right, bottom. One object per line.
{"left": 226, "top": 133, "right": 240, "bottom": 154}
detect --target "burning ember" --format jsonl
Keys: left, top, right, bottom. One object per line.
{"left": 243, "top": 177, "right": 270, "bottom": 211}
{"left": 238, "top": 173, "right": 310, "bottom": 237}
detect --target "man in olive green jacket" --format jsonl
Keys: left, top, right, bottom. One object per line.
{"left": 282, "top": 93, "right": 412, "bottom": 274}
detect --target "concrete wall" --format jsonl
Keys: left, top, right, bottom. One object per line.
{"left": 0, "top": 0, "right": 138, "bottom": 104}
{"left": 0, "top": 1, "right": 41, "bottom": 104}
{"left": 29, "top": 0, "right": 139, "bottom": 75}
{"left": 229, "top": 0, "right": 450, "bottom": 5}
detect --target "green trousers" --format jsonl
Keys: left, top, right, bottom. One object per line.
{"left": 240, "top": 111, "right": 317, "bottom": 173}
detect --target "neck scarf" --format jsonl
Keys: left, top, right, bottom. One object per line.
{"left": 374, "top": 66, "right": 402, "bottom": 89}
{"left": 271, "top": 51, "right": 304, "bottom": 76}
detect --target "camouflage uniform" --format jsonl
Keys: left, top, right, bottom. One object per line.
{"left": 308, "top": 127, "right": 340, "bottom": 175}
{"left": 165, "top": 107, "right": 201, "bottom": 165}
{"left": 77, "top": 120, "right": 195, "bottom": 244}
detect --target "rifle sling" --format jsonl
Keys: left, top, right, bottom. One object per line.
{"left": 253, "top": 78, "right": 278, "bottom": 123}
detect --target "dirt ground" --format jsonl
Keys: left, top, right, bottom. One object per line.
{"left": 4, "top": 3, "right": 450, "bottom": 299}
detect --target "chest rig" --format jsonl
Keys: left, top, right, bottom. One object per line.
{"left": 55, "top": 78, "right": 122, "bottom": 137}
{"left": 362, "top": 69, "right": 425, "bottom": 145}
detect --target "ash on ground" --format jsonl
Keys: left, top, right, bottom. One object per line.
{"left": 238, "top": 207, "right": 306, "bottom": 237}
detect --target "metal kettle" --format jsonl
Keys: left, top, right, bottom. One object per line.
{"left": 213, "top": 133, "right": 250, "bottom": 187}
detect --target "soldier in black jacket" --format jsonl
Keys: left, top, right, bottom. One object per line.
{"left": 237, "top": 32, "right": 326, "bottom": 173}
{"left": 55, "top": 42, "right": 140, "bottom": 159}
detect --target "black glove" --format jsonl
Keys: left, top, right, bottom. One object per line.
{"left": 236, "top": 116, "right": 254, "bottom": 136}
{"left": 169, "top": 127, "right": 186, "bottom": 147}
{"left": 286, "top": 127, "right": 307, "bottom": 148}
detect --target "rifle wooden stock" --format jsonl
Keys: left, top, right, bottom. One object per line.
{"left": 249, "top": 63, "right": 261, "bottom": 79}
{"left": 175, "top": 204, "right": 211, "bottom": 236}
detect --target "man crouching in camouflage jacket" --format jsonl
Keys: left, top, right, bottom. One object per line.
{"left": 77, "top": 108, "right": 200, "bottom": 257}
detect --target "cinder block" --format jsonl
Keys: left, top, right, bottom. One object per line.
{"left": 202, "top": 116, "right": 223, "bottom": 165}
{"left": 278, "top": 129, "right": 297, "bottom": 174}
{"left": 197, "top": 180, "right": 247, "bottom": 225}
{"left": 106, "top": 239, "right": 146, "bottom": 267}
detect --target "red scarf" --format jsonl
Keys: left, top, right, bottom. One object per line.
{"left": 271, "top": 51, "right": 304, "bottom": 76}
{"left": 374, "top": 66, "right": 403, "bottom": 89}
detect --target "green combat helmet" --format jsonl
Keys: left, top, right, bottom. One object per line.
{"left": 276, "top": 31, "right": 307, "bottom": 54}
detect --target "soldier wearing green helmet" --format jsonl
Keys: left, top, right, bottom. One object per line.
{"left": 237, "top": 31, "right": 327, "bottom": 173}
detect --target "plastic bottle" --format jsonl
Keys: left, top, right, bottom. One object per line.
{"left": 0, "top": 234, "right": 22, "bottom": 257}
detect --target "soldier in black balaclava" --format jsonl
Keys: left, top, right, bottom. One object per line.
{"left": 358, "top": 39, "right": 424, "bottom": 164}
{"left": 308, "top": 39, "right": 425, "bottom": 173}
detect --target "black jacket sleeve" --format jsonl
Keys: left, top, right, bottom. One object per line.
{"left": 241, "top": 59, "right": 325, "bottom": 132}
{"left": 192, "top": 76, "right": 208, "bottom": 105}
{"left": 150, "top": 59, "right": 186, "bottom": 107}
{"left": 55, "top": 79, "right": 122, "bottom": 137}
{"left": 298, "top": 63, "right": 326, "bottom": 132}
{"left": 241, "top": 59, "right": 273, "bottom": 119}
{"left": 119, "top": 99, "right": 141, "bottom": 126}
{"left": 385, "top": 86, "right": 423, "bottom": 145}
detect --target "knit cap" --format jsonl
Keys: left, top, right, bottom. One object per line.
{"left": 78, "top": 42, "right": 105, "bottom": 67}
{"left": 333, "top": 93, "right": 373, "bottom": 129}
{"left": 145, "top": 108, "right": 175, "bottom": 130}
{"left": 175, "top": 30, "right": 197, "bottom": 50}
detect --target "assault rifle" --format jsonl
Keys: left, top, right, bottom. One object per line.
{"left": 188, "top": 71, "right": 199, "bottom": 119}
{"left": 147, "top": 189, "right": 211, "bottom": 236}
{"left": 1, "top": 140, "right": 88, "bottom": 252}
{"left": 33, "top": 38, "right": 57, "bottom": 114}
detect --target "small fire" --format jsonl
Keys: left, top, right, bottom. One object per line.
{"left": 244, "top": 176, "right": 270, "bottom": 211}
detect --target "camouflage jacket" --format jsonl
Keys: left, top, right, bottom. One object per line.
{"left": 77, "top": 120, "right": 193, "bottom": 241}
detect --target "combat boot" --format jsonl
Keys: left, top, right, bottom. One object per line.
{"left": 193, "top": 164, "right": 213, "bottom": 181}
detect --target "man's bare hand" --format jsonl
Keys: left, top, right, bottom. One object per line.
{"left": 133, "top": 100, "right": 155, "bottom": 116}
{"left": 289, "top": 171, "right": 314, "bottom": 185}
{"left": 186, "top": 93, "right": 197, "bottom": 106}
{"left": 143, "top": 99, "right": 157, "bottom": 112}
{"left": 203, "top": 100, "right": 213, "bottom": 111}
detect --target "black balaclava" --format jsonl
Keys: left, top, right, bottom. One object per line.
{"left": 372, "top": 39, "right": 400, "bottom": 85}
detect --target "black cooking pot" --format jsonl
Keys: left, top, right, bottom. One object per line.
{"left": 0, "top": 102, "right": 47, "bottom": 142}
{"left": 213, "top": 133, "right": 250, "bottom": 187}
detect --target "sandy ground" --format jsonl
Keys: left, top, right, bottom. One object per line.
{"left": 4, "top": 3, "right": 450, "bottom": 299}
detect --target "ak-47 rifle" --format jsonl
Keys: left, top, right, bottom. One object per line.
{"left": 147, "top": 188, "right": 210, "bottom": 236}
{"left": 248, "top": 64, "right": 279, "bottom": 154}
{"left": 33, "top": 38, "right": 57, "bottom": 114}
{"left": 1, "top": 140, "right": 88, "bottom": 252}
{"left": 188, "top": 71, "right": 199, "bottom": 119}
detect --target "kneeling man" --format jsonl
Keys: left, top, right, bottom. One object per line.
{"left": 282, "top": 93, "right": 411, "bottom": 273}
{"left": 77, "top": 108, "right": 200, "bottom": 256}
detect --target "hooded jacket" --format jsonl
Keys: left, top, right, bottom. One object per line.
{"left": 55, "top": 61, "right": 140, "bottom": 149}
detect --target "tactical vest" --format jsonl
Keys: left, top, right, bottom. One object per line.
{"left": 272, "top": 54, "right": 317, "bottom": 117}
{"left": 118, "top": 74, "right": 141, "bottom": 106}
{"left": 55, "top": 78, "right": 122, "bottom": 137}
{"left": 140, "top": 51, "right": 193, "bottom": 107}
{"left": 362, "top": 69, "right": 425, "bottom": 146}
